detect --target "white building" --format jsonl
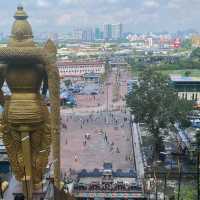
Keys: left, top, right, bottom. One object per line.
{"left": 111, "top": 23, "right": 122, "bottom": 40}
{"left": 104, "top": 23, "right": 123, "bottom": 40}
{"left": 57, "top": 60, "right": 105, "bottom": 81}
{"left": 73, "top": 29, "right": 83, "bottom": 41}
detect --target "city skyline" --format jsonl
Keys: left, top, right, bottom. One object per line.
{"left": 0, "top": 0, "right": 200, "bottom": 34}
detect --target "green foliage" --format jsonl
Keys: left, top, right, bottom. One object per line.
{"left": 59, "top": 44, "right": 66, "bottom": 48}
{"left": 190, "top": 47, "right": 200, "bottom": 61}
{"left": 126, "top": 68, "right": 193, "bottom": 159}
{"left": 175, "top": 184, "right": 197, "bottom": 200}
{"left": 184, "top": 71, "right": 191, "bottom": 77}
{"left": 181, "top": 39, "right": 192, "bottom": 49}
{"left": 100, "top": 73, "right": 106, "bottom": 83}
{"left": 64, "top": 79, "right": 72, "bottom": 87}
{"left": 127, "top": 48, "right": 200, "bottom": 77}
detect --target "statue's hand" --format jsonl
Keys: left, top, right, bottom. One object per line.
{"left": 0, "top": 122, "right": 6, "bottom": 137}
{"left": 0, "top": 90, "right": 5, "bottom": 106}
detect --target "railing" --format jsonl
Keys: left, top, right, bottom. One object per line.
{"left": 136, "top": 124, "right": 147, "bottom": 167}
{"left": 73, "top": 188, "right": 143, "bottom": 193}
{"left": 130, "top": 116, "right": 145, "bottom": 179}
{"left": 73, "top": 184, "right": 143, "bottom": 193}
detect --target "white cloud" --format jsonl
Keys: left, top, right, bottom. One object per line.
{"left": 60, "top": 0, "right": 80, "bottom": 5}
{"left": 36, "top": 0, "right": 50, "bottom": 8}
{"left": 143, "top": 0, "right": 160, "bottom": 8}
{"left": 57, "top": 13, "right": 72, "bottom": 25}
{"left": 1, "top": 0, "right": 200, "bottom": 33}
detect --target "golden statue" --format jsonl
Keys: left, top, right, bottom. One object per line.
{"left": 0, "top": 6, "right": 60, "bottom": 198}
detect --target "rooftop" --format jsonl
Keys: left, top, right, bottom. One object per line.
{"left": 57, "top": 60, "right": 105, "bottom": 66}
{"left": 170, "top": 75, "right": 200, "bottom": 83}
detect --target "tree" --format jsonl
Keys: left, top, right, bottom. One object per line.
{"left": 126, "top": 68, "right": 192, "bottom": 160}
{"left": 184, "top": 71, "right": 191, "bottom": 77}
{"left": 64, "top": 79, "right": 72, "bottom": 88}
{"left": 175, "top": 185, "right": 197, "bottom": 200}
{"left": 190, "top": 47, "right": 200, "bottom": 61}
{"left": 181, "top": 39, "right": 192, "bottom": 49}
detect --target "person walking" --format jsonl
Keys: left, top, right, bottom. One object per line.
{"left": 83, "top": 140, "right": 86, "bottom": 146}
{"left": 104, "top": 134, "right": 108, "bottom": 143}
{"left": 65, "top": 138, "right": 68, "bottom": 145}
{"left": 74, "top": 154, "right": 78, "bottom": 162}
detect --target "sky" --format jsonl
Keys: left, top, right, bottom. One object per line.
{"left": 0, "top": 0, "right": 200, "bottom": 34}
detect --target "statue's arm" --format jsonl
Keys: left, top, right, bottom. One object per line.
{"left": 42, "top": 71, "right": 48, "bottom": 97}
{"left": 44, "top": 62, "right": 60, "bottom": 186}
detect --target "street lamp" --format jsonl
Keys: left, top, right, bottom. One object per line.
{"left": 197, "top": 147, "right": 200, "bottom": 200}
{"left": 194, "top": 129, "right": 200, "bottom": 200}
{"left": 0, "top": 177, "right": 3, "bottom": 199}
{"left": 106, "top": 82, "right": 109, "bottom": 113}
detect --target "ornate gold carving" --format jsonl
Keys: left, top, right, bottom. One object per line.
{"left": 0, "top": 6, "right": 60, "bottom": 193}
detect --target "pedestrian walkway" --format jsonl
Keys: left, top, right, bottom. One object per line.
{"left": 131, "top": 120, "right": 145, "bottom": 179}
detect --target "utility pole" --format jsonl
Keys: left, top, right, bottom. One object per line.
{"left": 0, "top": 178, "right": 3, "bottom": 199}
{"left": 153, "top": 161, "right": 159, "bottom": 200}
{"left": 197, "top": 146, "right": 200, "bottom": 200}
{"left": 106, "top": 82, "right": 109, "bottom": 113}
{"left": 196, "top": 130, "right": 200, "bottom": 200}
{"left": 164, "top": 174, "right": 167, "bottom": 200}
{"left": 155, "top": 180, "right": 158, "bottom": 200}
{"left": 177, "top": 170, "right": 181, "bottom": 200}
{"left": 177, "top": 156, "right": 182, "bottom": 200}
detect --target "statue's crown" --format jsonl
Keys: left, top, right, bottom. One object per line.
{"left": 8, "top": 5, "right": 34, "bottom": 47}
{"left": 14, "top": 5, "right": 28, "bottom": 20}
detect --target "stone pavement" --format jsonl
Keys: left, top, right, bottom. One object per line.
{"left": 60, "top": 111, "right": 135, "bottom": 174}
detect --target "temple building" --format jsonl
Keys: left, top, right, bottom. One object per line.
{"left": 170, "top": 75, "right": 200, "bottom": 102}
{"left": 57, "top": 60, "right": 105, "bottom": 81}
{"left": 68, "top": 163, "right": 145, "bottom": 200}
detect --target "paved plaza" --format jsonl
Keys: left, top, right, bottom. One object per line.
{"left": 60, "top": 111, "right": 135, "bottom": 174}
{"left": 60, "top": 68, "right": 134, "bottom": 175}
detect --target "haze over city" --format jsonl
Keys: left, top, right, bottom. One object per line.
{"left": 0, "top": 0, "right": 200, "bottom": 33}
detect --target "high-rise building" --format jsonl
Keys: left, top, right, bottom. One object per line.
{"left": 111, "top": 23, "right": 123, "bottom": 40}
{"left": 95, "top": 27, "right": 101, "bottom": 40}
{"left": 73, "top": 29, "right": 83, "bottom": 41}
{"left": 146, "top": 37, "right": 153, "bottom": 48}
{"left": 103, "top": 24, "right": 112, "bottom": 40}
{"left": 82, "top": 28, "right": 94, "bottom": 41}
{"left": 103, "top": 23, "right": 123, "bottom": 40}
